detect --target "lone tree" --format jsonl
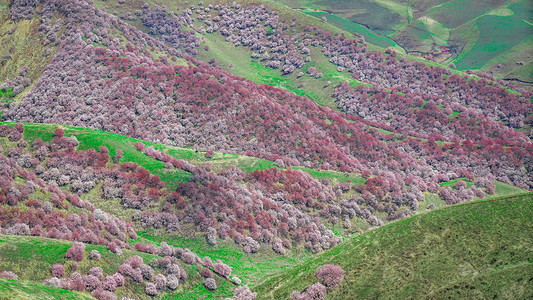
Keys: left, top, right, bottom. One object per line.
{"left": 315, "top": 264, "right": 345, "bottom": 289}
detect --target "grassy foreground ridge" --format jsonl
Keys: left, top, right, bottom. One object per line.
{"left": 254, "top": 193, "right": 533, "bottom": 299}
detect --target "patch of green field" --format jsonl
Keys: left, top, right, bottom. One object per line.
{"left": 454, "top": 1, "right": 532, "bottom": 70}
{"left": 417, "top": 16, "right": 450, "bottom": 44}
{"left": 305, "top": 11, "right": 400, "bottom": 50}
{"left": 430, "top": 0, "right": 509, "bottom": 28}
{"left": 310, "top": 0, "right": 403, "bottom": 36}
{"left": 493, "top": 180, "right": 530, "bottom": 198}
{"left": 420, "top": 192, "right": 446, "bottom": 209}
{"left": 439, "top": 177, "right": 474, "bottom": 188}
{"left": 254, "top": 192, "right": 533, "bottom": 299}
{"left": 292, "top": 166, "right": 366, "bottom": 185}
{"left": 0, "top": 278, "right": 93, "bottom": 300}
{"left": 0, "top": 87, "right": 14, "bottom": 100}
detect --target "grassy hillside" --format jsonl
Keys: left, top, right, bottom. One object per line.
{"left": 0, "top": 234, "right": 237, "bottom": 299}
{"left": 94, "top": 0, "right": 497, "bottom": 111}
{"left": 276, "top": 0, "right": 533, "bottom": 87}
{"left": 0, "top": 278, "right": 93, "bottom": 300}
{"left": 254, "top": 192, "right": 533, "bottom": 299}
{"left": 0, "top": 0, "right": 63, "bottom": 102}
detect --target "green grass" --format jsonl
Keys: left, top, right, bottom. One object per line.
{"left": 295, "top": 0, "right": 404, "bottom": 36}
{"left": 0, "top": 87, "right": 14, "bottom": 100}
{"left": 137, "top": 229, "right": 313, "bottom": 291}
{"left": 454, "top": 1, "right": 533, "bottom": 70}
{"left": 493, "top": 180, "right": 530, "bottom": 198}
{"left": 305, "top": 11, "right": 401, "bottom": 50}
{"left": 430, "top": 0, "right": 509, "bottom": 28}
{"left": 0, "top": 234, "right": 226, "bottom": 300}
{"left": 291, "top": 166, "right": 366, "bottom": 185}
{"left": 439, "top": 177, "right": 473, "bottom": 188}
{"left": 254, "top": 192, "right": 533, "bottom": 299}
{"left": 0, "top": 278, "right": 93, "bottom": 300}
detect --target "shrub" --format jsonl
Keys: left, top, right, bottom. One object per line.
{"left": 51, "top": 264, "right": 65, "bottom": 278}
{"left": 154, "top": 274, "right": 167, "bottom": 290}
{"left": 111, "top": 273, "right": 125, "bottom": 287}
{"left": 315, "top": 264, "right": 344, "bottom": 289}
{"left": 91, "top": 288, "right": 117, "bottom": 300}
{"left": 90, "top": 250, "right": 101, "bottom": 260}
{"left": 43, "top": 277, "right": 60, "bottom": 288}
{"left": 157, "top": 242, "right": 174, "bottom": 256}
{"left": 0, "top": 271, "right": 18, "bottom": 280}
{"left": 203, "top": 277, "right": 217, "bottom": 290}
{"left": 102, "top": 276, "right": 117, "bottom": 292}
{"left": 65, "top": 242, "right": 85, "bottom": 261}
{"left": 83, "top": 275, "right": 101, "bottom": 292}
{"left": 139, "top": 264, "right": 154, "bottom": 281}
{"left": 213, "top": 260, "right": 232, "bottom": 277}
{"left": 167, "top": 274, "right": 179, "bottom": 290}
{"left": 145, "top": 282, "right": 158, "bottom": 296}
{"left": 201, "top": 268, "right": 213, "bottom": 278}
{"left": 233, "top": 285, "right": 257, "bottom": 300}
{"left": 232, "top": 276, "right": 242, "bottom": 285}
{"left": 88, "top": 267, "right": 104, "bottom": 281}
{"left": 126, "top": 255, "right": 143, "bottom": 268}
{"left": 206, "top": 227, "right": 217, "bottom": 245}
{"left": 292, "top": 282, "right": 327, "bottom": 300}
{"left": 165, "top": 263, "right": 181, "bottom": 277}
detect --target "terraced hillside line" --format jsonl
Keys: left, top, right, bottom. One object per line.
{"left": 254, "top": 192, "right": 533, "bottom": 299}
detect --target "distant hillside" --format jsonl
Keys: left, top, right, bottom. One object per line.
{"left": 255, "top": 193, "right": 533, "bottom": 299}
{"left": 276, "top": 0, "right": 533, "bottom": 88}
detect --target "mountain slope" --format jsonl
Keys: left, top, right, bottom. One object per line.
{"left": 254, "top": 192, "right": 533, "bottom": 299}
{"left": 277, "top": 0, "right": 533, "bottom": 88}
{"left": 0, "top": 0, "right": 531, "bottom": 298}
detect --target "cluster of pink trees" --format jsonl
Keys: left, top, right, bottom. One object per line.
{"left": 139, "top": 146, "right": 343, "bottom": 254}
{"left": 0, "top": 125, "right": 137, "bottom": 249}
{"left": 43, "top": 245, "right": 127, "bottom": 299}
{"left": 334, "top": 77, "right": 531, "bottom": 143}
{"left": 141, "top": 5, "right": 200, "bottom": 56}
{"left": 39, "top": 236, "right": 232, "bottom": 298}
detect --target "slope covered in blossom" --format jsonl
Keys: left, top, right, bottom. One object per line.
{"left": 0, "top": 0, "right": 531, "bottom": 299}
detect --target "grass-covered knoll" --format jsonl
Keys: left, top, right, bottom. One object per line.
{"left": 254, "top": 193, "right": 533, "bottom": 299}
{"left": 0, "top": 278, "right": 93, "bottom": 300}
{"left": 307, "top": 0, "right": 404, "bottom": 35}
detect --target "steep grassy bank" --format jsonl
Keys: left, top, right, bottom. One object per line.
{"left": 255, "top": 192, "right": 533, "bottom": 299}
